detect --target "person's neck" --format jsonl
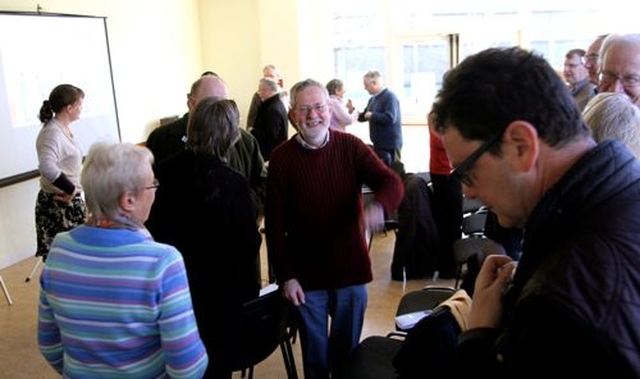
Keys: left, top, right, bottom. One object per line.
{"left": 54, "top": 115, "right": 71, "bottom": 128}
{"left": 298, "top": 129, "right": 329, "bottom": 149}
{"left": 539, "top": 137, "right": 597, "bottom": 194}
{"left": 53, "top": 116, "right": 74, "bottom": 138}
{"left": 87, "top": 213, "right": 145, "bottom": 231}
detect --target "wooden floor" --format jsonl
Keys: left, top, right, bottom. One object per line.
{"left": 0, "top": 231, "right": 453, "bottom": 378}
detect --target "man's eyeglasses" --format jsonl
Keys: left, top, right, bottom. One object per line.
{"left": 451, "top": 132, "right": 503, "bottom": 186}
{"left": 582, "top": 54, "right": 598, "bottom": 65}
{"left": 295, "top": 103, "right": 328, "bottom": 115}
{"left": 599, "top": 71, "right": 640, "bottom": 88}
{"left": 144, "top": 178, "right": 160, "bottom": 190}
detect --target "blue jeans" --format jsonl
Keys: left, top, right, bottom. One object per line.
{"left": 297, "top": 284, "right": 368, "bottom": 379}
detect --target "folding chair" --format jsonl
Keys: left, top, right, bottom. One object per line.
{"left": 453, "top": 237, "right": 506, "bottom": 289}
{"left": 332, "top": 333, "right": 405, "bottom": 379}
{"left": 229, "top": 290, "right": 298, "bottom": 379}
{"left": 394, "top": 285, "right": 456, "bottom": 332}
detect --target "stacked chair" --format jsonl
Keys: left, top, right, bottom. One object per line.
{"left": 333, "top": 285, "right": 460, "bottom": 379}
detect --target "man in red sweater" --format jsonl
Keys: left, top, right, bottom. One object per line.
{"left": 265, "top": 79, "right": 404, "bottom": 379}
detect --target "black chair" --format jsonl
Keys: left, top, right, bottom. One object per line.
{"left": 461, "top": 211, "right": 487, "bottom": 237}
{"left": 462, "top": 196, "right": 485, "bottom": 214}
{"left": 229, "top": 290, "right": 298, "bottom": 379}
{"left": 452, "top": 237, "right": 506, "bottom": 289}
{"left": 333, "top": 333, "right": 405, "bottom": 379}
{"left": 334, "top": 286, "right": 459, "bottom": 379}
{"left": 394, "top": 285, "right": 456, "bottom": 332}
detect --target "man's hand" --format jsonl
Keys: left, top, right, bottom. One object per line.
{"left": 467, "top": 254, "right": 516, "bottom": 329}
{"left": 364, "top": 202, "right": 385, "bottom": 234}
{"left": 283, "top": 278, "right": 305, "bottom": 306}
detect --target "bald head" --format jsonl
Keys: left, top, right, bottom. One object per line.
{"left": 187, "top": 75, "right": 229, "bottom": 111}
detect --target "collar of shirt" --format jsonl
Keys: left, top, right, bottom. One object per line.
{"left": 295, "top": 130, "right": 330, "bottom": 150}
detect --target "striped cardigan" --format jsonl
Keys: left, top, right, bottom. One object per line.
{"left": 38, "top": 225, "right": 208, "bottom": 378}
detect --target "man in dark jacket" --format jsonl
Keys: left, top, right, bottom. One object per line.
{"left": 250, "top": 77, "right": 289, "bottom": 161}
{"left": 432, "top": 46, "right": 640, "bottom": 377}
{"left": 145, "top": 74, "right": 267, "bottom": 217}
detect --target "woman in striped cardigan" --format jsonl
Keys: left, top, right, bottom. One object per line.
{"left": 37, "top": 142, "right": 208, "bottom": 378}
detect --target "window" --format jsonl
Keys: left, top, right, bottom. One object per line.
{"left": 319, "top": 0, "right": 632, "bottom": 172}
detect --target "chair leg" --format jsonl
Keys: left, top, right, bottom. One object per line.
{"left": 280, "top": 339, "right": 298, "bottom": 379}
{"left": 25, "top": 257, "right": 43, "bottom": 283}
{"left": 0, "top": 275, "right": 13, "bottom": 306}
{"left": 454, "top": 265, "right": 462, "bottom": 288}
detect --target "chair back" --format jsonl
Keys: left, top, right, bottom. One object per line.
{"left": 453, "top": 237, "right": 506, "bottom": 290}
{"left": 229, "top": 290, "right": 292, "bottom": 373}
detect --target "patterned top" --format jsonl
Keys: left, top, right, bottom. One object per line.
{"left": 38, "top": 225, "right": 208, "bottom": 378}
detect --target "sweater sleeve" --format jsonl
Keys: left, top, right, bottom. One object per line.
{"left": 355, "top": 139, "right": 404, "bottom": 213}
{"left": 37, "top": 289, "right": 64, "bottom": 373}
{"left": 159, "top": 251, "right": 209, "bottom": 378}
{"left": 330, "top": 97, "right": 357, "bottom": 128}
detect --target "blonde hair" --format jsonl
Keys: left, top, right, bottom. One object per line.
{"left": 583, "top": 92, "right": 640, "bottom": 157}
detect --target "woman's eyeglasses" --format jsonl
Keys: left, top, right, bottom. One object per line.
{"left": 144, "top": 178, "right": 160, "bottom": 190}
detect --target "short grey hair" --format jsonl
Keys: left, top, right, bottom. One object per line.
{"left": 600, "top": 33, "right": 640, "bottom": 64}
{"left": 289, "top": 79, "right": 329, "bottom": 109}
{"left": 363, "top": 70, "right": 382, "bottom": 84}
{"left": 259, "top": 77, "right": 279, "bottom": 93}
{"left": 81, "top": 142, "right": 154, "bottom": 220}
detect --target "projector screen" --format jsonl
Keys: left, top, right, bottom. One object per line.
{"left": 0, "top": 12, "right": 120, "bottom": 187}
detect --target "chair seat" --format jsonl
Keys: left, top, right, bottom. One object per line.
{"left": 333, "top": 335, "right": 403, "bottom": 379}
{"left": 395, "top": 286, "right": 456, "bottom": 332}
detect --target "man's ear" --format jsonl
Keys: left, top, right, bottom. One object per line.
{"left": 186, "top": 94, "right": 195, "bottom": 111}
{"left": 503, "top": 120, "right": 539, "bottom": 172}
{"left": 288, "top": 108, "right": 298, "bottom": 131}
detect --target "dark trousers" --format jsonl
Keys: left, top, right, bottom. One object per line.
{"left": 430, "top": 173, "right": 462, "bottom": 277}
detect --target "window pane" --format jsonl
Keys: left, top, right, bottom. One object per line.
{"left": 400, "top": 40, "right": 449, "bottom": 116}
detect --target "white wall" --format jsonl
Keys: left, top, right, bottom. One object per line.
{"left": 0, "top": 0, "right": 204, "bottom": 268}
{"left": 0, "top": 0, "right": 418, "bottom": 269}
{"left": 0, "top": 0, "right": 313, "bottom": 269}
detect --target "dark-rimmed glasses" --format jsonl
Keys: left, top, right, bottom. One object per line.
{"left": 451, "top": 132, "right": 503, "bottom": 186}
{"left": 145, "top": 178, "right": 160, "bottom": 190}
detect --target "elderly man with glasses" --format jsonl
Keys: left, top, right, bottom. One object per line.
{"left": 266, "top": 78, "right": 404, "bottom": 379}
{"left": 598, "top": 33, "right": 640, "bottom": 105}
